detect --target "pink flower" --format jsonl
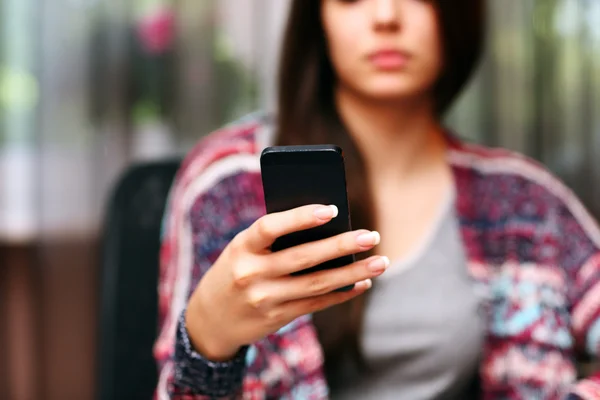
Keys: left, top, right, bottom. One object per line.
{"left": 136, "top": 7, "right": 175, "bottom": 55}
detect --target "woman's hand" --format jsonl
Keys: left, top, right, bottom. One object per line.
{"left": 185, "top": 204, "right": 389, "bottom": 361}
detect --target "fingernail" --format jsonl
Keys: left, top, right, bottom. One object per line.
{"left": 330, "top": 205, "right": 339, "bottom": 218}
{"left": 368, "top": 256, "right": 390, "bottom": 273}
{"left": 356, "top": 231, "right": 381, "bottom": 247}
{"left": 356, "top": 279, "right": 373, "bottom": 290}
{"left": 314, "top": 205, "right": 338, "bottom": 220}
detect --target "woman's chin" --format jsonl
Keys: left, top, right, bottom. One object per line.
{"left": 362, "top": 87, "right": 429, "bottom": 104}
{"left": 347, "top": 77, "right": 430, "bottom": 103}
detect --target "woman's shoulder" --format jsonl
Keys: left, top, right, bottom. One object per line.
{"left": 449, "top": 136, "right": 600, "bottom": 258}
{"left": 449, "top": 136, "right": 577, "bottom": 208}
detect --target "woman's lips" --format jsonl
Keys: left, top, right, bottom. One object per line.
{"left": 368, "top": 50, "right": 410, "bottom": 70}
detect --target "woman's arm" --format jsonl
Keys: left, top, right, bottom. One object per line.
{"left": 153, "top": 169, "right": 259, "bottom": 399}
{"left": 153, "top": 154, "right": 354, "bottom": 399}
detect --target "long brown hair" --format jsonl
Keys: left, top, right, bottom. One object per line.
{"left": 274, "top": 0, "right": 485, "bottom": 387}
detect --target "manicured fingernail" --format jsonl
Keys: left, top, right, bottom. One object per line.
{"left": 356, "top": 231, "right": 381, "bottom": 247}
{"left": 368, "top": 256, "right": 390, "bottom": 273}
{"left": 358, "top": 279, "right": 373, "bottom": 290}
{"left": 314, "top": 205, "right": 337, "bottom": 220}
{"left": 330, "top": 205, "right": 339, "bottom": 218}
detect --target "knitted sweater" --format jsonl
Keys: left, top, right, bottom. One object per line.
{"left": 153, "top": 112, "right": 600, "bottom": 399}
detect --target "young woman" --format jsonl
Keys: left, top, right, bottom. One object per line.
{"left": 154, "top": 0, "right": 600, "bottom": 399}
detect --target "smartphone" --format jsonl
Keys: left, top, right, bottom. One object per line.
{"left": 260, "top": 145, "right": 355, "bottom": 289}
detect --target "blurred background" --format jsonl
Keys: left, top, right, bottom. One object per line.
{"left": 1, "top": 0, "right": 599, "bottom": 399}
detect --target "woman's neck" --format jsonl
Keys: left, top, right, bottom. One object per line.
{"left": 335, "top": 87, "right": 446, "bottom": 182}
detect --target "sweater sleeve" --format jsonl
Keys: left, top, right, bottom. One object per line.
{"left": 153, "top": 158, "right": 265, "bottom": 399}
{"left": 559, "top": 196, "right": 600, "bottom": 399}
{"left": 566, "top": 252, "right": 600, "bottom": 399}
{"left": 168, "top": 309, "right": 249, "bottom": 398}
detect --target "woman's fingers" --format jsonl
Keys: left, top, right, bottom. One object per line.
{"left": 242, "top": 204, "right": 339, "bottom": 251}
{"left": 268, "top": 255, "right": 389, "bottom": 301}
{"left": 265, "top": 229, "right": 381, "bottom": 277}
{"left": 278, "top": 278, "right": 373, "bottom": 323}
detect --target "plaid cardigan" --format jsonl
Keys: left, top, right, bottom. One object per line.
{"left": 154, "top": 112, "right": 600, "bottom": 399}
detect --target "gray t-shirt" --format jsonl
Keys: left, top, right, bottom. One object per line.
{"left": 333, "top": 195, "right": 485, "bottom": 400}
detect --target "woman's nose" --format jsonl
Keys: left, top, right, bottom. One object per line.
{"left": 372, "top": 0, "right": 400, "bottom": 32}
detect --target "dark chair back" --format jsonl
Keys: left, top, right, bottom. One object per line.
{"left": 97, "top": 159, "right": 180, "bottom": 400}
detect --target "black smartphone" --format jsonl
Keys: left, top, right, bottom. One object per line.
{"left": 260, "top": 145, "right": 355, "bottom": 289}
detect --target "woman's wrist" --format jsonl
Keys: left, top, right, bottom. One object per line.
{"left": 184, "top": 295, "right": 241, "bottom": 362}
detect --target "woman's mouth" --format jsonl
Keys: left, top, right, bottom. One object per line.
{"left": 368, "top": 49, "right": 410, "bottom": 70}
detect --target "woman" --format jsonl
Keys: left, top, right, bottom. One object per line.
{"left": 154, "top": 0, "right": 600, "bottom": 399}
